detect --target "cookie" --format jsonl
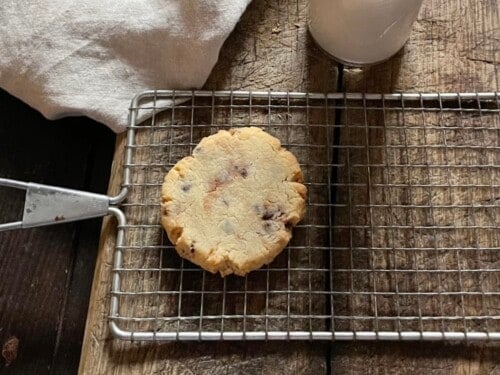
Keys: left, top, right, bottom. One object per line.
{"left": 161, "top": 127, "right": 307, "bottom": 276}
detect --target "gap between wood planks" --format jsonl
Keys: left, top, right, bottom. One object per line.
{"left": 325, "top": 62, "right": 345, "bottom": 375}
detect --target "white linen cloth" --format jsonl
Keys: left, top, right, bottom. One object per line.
{"left": 0, "top": 1, "right": 251, "bottom": 132}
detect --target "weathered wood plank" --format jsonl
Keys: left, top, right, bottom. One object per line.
{"left": 332, "top": 0, "right": 499, "bottom": 373}
{"left": 0, "top": 89, "right": 115, "bottom": 374}
{"left": 332, "top": 341, "right": 499, "bottom": 375}
{"left": 80, "top": 0, "right": 499, "bottom": 372}
{"left": 80, "top": 1, "right": 338, "bottom": 373}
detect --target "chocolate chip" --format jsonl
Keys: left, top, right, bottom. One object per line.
{"left": 262, "top": 211, "right": 274, "bottom": 220}
{"left": 181, "top": 183, "right": 191, "bottom": 192}
{"left": 262, "top": 210, "right": 285, "bottom": 221}
{"left": 190, "top": 243, "right": 195, "bottom": 253}
{"left": 234, "top": 165, "right": 248, "bottom": 178}
{"left": 263, "top": 222, "right": 273, "bottom": 232}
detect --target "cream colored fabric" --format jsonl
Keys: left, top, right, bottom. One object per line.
{"left": 0, "top": 0, "right": 251, "bottom": 132}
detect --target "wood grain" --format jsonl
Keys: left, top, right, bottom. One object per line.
{"left": 331, "top": 0, "right": 499, "bottom": 373}
{"left": 0, "top": 89, "right": 115, "bottom": 374}
{"left": 80, "top": 1, "right": 336, "bottom": 374}
{"left": 342, "top": 0, "right": 498, "bottom": 93}
{"left": 80, "top": 0, "right": 499, "bottom": 374}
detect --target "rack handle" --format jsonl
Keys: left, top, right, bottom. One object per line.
{"left": 0, "top": 178, "right": 110, "bottom": 231}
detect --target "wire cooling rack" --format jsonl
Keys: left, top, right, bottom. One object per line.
{"left": 109, "top": 90, "right": 499, "bottom": 341}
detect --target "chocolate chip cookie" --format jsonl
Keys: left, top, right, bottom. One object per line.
{"left": 161, "top": 127, "right": 307, "bottom": 276}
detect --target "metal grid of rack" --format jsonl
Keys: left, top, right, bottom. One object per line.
{"left": 109, "top": 90, "right": 499, "bottom": 341}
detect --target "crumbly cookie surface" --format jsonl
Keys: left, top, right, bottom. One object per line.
{"left": 161, "top": 127, "right": 307, "bottom": 276}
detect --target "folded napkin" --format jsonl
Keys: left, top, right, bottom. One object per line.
{"left": 0, "top": 0, "right": 251, "bottom": 132}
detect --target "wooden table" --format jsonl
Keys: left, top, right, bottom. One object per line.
{"left": 0, "top": 0, "right": 496, "bottom": 373}
{"left": 0, "top": 90, "right": 115, "bottom": 373}
{"left": 79, "top": 1, "right": 499, "bottom": 373}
